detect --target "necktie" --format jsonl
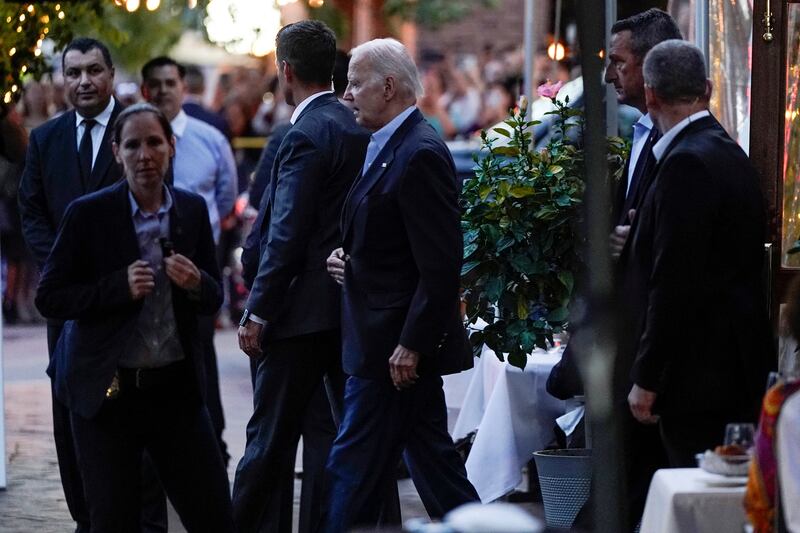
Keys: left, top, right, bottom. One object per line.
{"left": 79, "top": 118, "right": 97, "bottom": 184}
{"left": 362, "top": 135, "right": 379, "bottom": 175}
{"left": 627, "top": 126, "right": 660, "bottom": 199}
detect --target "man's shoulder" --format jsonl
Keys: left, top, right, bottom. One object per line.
{"left": 295, "top": 99, "right": 361, "bottom": 134}
{"left": 184, "top": 114, "right": 227, "bottom": 143}
{"left": 30, "top": 110, "right": 73, "bottom": 143}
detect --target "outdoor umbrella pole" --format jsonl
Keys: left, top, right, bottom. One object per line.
{"left": 575, "top": 1, "right": 626, "bottom": 531}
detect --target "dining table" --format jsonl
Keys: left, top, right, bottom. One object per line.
{"left": 639, "top": 467, "right": 749, "bottom": 533}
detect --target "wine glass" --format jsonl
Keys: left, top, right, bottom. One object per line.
{"left": 724, "top": 423, "right": 755, "bottom": 453}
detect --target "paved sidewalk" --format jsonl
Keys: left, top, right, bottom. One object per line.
{"left": 0, "top": 325, "right": 432, "bottom": 532}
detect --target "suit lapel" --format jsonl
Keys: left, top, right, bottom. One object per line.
{"left": 58, "top": 111, "right": 84, "bottom": 195}
{"left": 341, "top": 110, "right": 423, "bottom": 240}
{"left": 112, "top": 181, "right": 142, "bottom": 264}
{"left": 87, "top": 100, "right": 122, "bottom": 192}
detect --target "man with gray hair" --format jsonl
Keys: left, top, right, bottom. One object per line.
{"left": 321, "top": 38, "right": 478, "bottom": 532}
{"left": 624, "top": 39, "right": 772, "bottom": 465}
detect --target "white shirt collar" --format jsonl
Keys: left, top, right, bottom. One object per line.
{"left": 171, "top": 109, "right": 189, "bottom": 138}
{"left": 634, "top": 112, "right": 654, "bottom": 132}
{"left": 652, "top": 110, "right": 711, "bottom": 162}
{"left": 75, "top": 97, "right": 115, "bottom": 128}
{"left": 290, "top": 90, "right": 333, "bottom": 124}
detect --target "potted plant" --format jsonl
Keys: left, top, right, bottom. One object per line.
{"left": 461, "top": 82, "right": 627, "bottom": 368}
{"left": 460, "top": 81, "right": 627, "bottom": 528}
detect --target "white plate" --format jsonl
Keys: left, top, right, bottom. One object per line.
{"left": 698, "top": 471, "right": 748, "bottom": 487}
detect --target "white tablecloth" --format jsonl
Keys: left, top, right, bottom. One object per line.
{"left": 640, "top": 468, "right": 748, "bottom": 533}
{"left": 450, "top": 344, "right": 565, "bottom": 502}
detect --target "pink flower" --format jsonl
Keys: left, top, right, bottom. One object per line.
{"left": 537, "top": 80, "right": 564, "bottom": 99}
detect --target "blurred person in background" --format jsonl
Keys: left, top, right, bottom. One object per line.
{"left": 478, "top": 77, "right": 516, "bottom": 130}
{"left": 0, "top": 106, "right": 35, "bottom": 324}
{"left": 440, "top": 65, "right": 482, "bottom": 137}
{"left": 141, "top": 55, "right": 237, "bottom": 468}
{"left": 417, "top": 68, "right": 456, "bottom": 139}
{"left": 183, "top": 64, "right": 230, "bottom": 138}
{"left": 20, "top": 80, "right": 51, "bottom": 131}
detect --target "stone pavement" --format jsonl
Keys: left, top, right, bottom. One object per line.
{"left": 0, "top": 325, "right": 433, "bottom": 532}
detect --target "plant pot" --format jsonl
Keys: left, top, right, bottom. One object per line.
{"left": 532, "top": 448, "right": 592, "bottom": 529}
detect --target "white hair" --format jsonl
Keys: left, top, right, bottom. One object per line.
{"left": 350, "top": 38, "right": 423, "bottom": 98}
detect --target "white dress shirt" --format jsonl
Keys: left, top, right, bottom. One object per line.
{"left": 626, "top": 113, "right": 654, "bottom": 196}
{"left": 290, "top": 90, "right": 333, "bottom": 125}
{"left": 75, "top": 98, "right": 116, "bottom": 170}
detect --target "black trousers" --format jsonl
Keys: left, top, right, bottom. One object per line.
{"left": 48, "top": 324, "right": 169, "bottom": 533}
{"left": 232, "top": 330, "right": 348, "bottom": 533}
{"left": 70, "top": 366, "right": 233, "bottom": 533}
{"left": 198, "top": 314, "right": 228, "bottom": 465}
{"left": 319, "top": 375, "right": 479, "bottom": 533}
{"left": 48, "top": 323, "right": 91, "bottom": 533}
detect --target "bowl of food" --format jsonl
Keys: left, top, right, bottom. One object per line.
{"left": 696, "top": 445, "right": 751, "bottom": 477}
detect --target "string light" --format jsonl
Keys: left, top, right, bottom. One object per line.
{"left": 34, "top": 48, "right": 41, "bottom": 57}
{"left": 3, "top": 93, "right": 12, "bottom": 105}
{"left": 58, "top": 11, "right": 65, "bottom": 19}
{"left": 21, "top": 65, "right": 27, "bottom": 73}
{"left": 41, "top": 15, "right": 49, "bottom": 23}
{"left": 9, "top": 47, "right": 16, "bottom": 56}
{"left": 309, "top": 0, "right": 324, "bottom": 6}
{"left": 19, "top": 13, "right": 26, "bottom": 22}
{"left": 146, "top": 0, "right": 160, "bottom": 10}
{"left": 16, "top": 26, "right": 22, "bottom": 32}
{"left": 11, "top": 85, "right": 18, "bottom": 93}
{"left": 126, "top": 0, "right": 140, "bottom": 12}
{"left": 27, "top": 4, "right": 34, "bottom": 13}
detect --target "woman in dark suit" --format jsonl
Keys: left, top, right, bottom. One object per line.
{"left": 35, "top": 103, "right": 234, "bottom": 533}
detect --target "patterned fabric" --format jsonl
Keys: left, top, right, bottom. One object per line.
{"left": 745, "top": 379, "right": 800, "bottom": 532}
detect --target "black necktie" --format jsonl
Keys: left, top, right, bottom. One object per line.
{"left": 628, "top": 126, "right": 660, "bottom": 198}
{"left": 79, "top": 118, "right": 97, "bottom": 185}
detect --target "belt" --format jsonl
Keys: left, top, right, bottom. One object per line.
{"left": 107, "top": 360, "right": 187, "bottom": 398}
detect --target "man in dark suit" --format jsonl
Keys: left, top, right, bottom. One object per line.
{"left": 233, "top": 21, "right": 370, "bottom": 533}
{"left": 35, "top": 102, "right": 233, "bottom": 532}
{"left": 18, "top": 37, "right": 123, "bottom": 533}
{"left": 320, "top": 38, "right": 478, "bottom": 533}
{"left": 549, "top": 11, "right": 682, "bottom": 530}
{"left": 625, "top": 40, "right": 773, "bottom": 465}
{"left": 182, "top": 65, "right": 230, "bottom": 138}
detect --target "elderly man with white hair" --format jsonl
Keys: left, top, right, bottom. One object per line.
{"left": 321, "top": 38, "right": 479, "bottom": 532}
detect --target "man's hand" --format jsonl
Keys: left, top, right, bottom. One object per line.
{"left": 326, "top": 247, "right": 348, "bottom": 286}
{"left": 128, "top": 260, "right": 155, "bottom": 300}
{"left": 389, "top": 344, "right": 419, "bottom": 390}
{"left": 238, "top": 320, "right": 264, "bottom": 358}
{"left": 628, "top": 384, "right": 659, "bottom": 424}
{"left": 609, "top": 209, "right": 636, "bottom": 260}
{"left": 165, "top": 253, "right": 201, "bottom": 290}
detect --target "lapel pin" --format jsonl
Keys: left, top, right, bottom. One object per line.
{"left": 381, "top": 162, "right": 387, "bottom": 168}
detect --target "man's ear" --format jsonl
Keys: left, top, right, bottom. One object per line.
{"left": 704, "top": 79, "right": 713, "bottom": 102}
{"left": 644, "top": 85, "right": 658, "bottom": 114}
{"left": 384, "top": 75, "right": 397, "bottom": 101}
{"left": 282, "top": 61, "right": 294, "bottom": 84}
{"left": 140, "top": 84, "right": 150, "bottom": 101}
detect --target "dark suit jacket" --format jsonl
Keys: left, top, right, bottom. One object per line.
{"left": 622, "top": 115, "right": 773, "bottom": 419}
{"left": 19, "top": 101, "right": 124, "bottom": 269}
{"left": 246, "top": 93, "right": 368, "bottom": 341}
{"left": 241, "top": 122, "right": 291, "bottom": 289}
{"left": 183, "top": 101, "right": 230, "bottom": 139}
{"left": 35, "top": 181, "right": 223, "bottom": 419}
{"left": 340, "top": 109, "right": 472, "bottom": 380}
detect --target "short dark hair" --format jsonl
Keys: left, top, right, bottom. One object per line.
{"left": 62, "top": 38, "right": 113, "bottom": 71}
{"left": 184, "top": 65, "right": 205, "bottom": 94}
{"left": 333, "top": 49, "right": 350, "bottom": 96}
{"left": 611, "top": 8, "right": 683, "bottom": 61}
{"left": 141, "top": 56, "right": 186, "bottom": 83}
{"left": 643, "top": 40, "right": 707, "bottom": 103}
{"left": 112, "top": 102, "right": 174, "bottom": 146}
{"left": 276, "top": 20, "right": 337, "bottom": 86}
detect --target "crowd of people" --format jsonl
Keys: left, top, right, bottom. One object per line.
{"left": 1, "top": 6, "right": 796, "bottom": 533}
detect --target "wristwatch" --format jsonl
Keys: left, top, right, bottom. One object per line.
{"left": 239, "top": 309, "right": 251, "bottom": 327}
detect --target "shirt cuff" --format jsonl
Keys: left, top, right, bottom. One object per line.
{"left": 248, "top": 313, "right": 266, "bottom": 325}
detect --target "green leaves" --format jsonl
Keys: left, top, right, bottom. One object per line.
{"left": 460, "top": 94, "right": 629, "bottom": 370}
